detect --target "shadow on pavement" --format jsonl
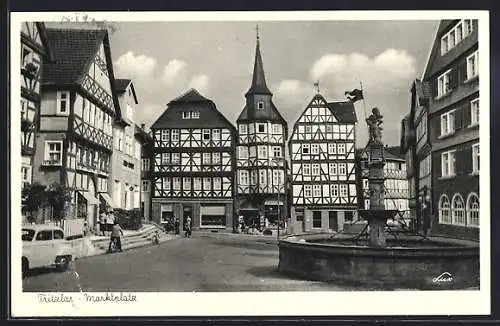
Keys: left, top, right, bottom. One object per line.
{"left": 245, "top": 265, "right": 301, "bottom": 280}
{"left": 24, "top": 267, "right": 64, "bottom": 278}
{"left": 211, "top": 240, "right": 277, "bottom": 251}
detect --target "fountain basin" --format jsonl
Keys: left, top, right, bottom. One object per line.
{"left": 278, "top": 233, "right": 479, "bottom": 290}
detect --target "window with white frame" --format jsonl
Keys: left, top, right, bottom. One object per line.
{"left": 141, "top": 181, "right": 149, "bottom": 192}
{"left": 472, "top": 143, "right": 479, "bottom": 173}
{"left": 470, "top": 98, "right": 479, "bottom": 126}
{"left": 337, "top": 143, "right": 346, "bottom": 154}
{"left": 239, "top": 147, "right": 248, "bottom": 159}
{"left": 182, "top": 111, "right": 190, "bottom": 119}
{"left": 259, "top": 170, "right": 266, "bottom": 184}
{"left": 57, "top": 91, "right": 70, "bottom": 115}
{"left": 213, "top": 177, "right": 221, "bottom": 190}
{"left": 256, "top": 101, "right": 264, "bottom": 110}
{"left": 302, "top": 144, "right": 310, "bottom": 154}
{"left": 312, "top": 164, "right": 320, "bottom": 175}
{"left": 213, "top": 129, "right": 220, "bottom": 140}
{"left": 172, "top": 177, "right": 181, "bottom": 190}
{"left": 257, "top": 124, "right": 265, "bottom": 133}
{"left": 305, "top": 125, "right": 312, "bottom": 133}
{"left": 21, "top": 165, "right": 32, "bottom": 184}
{"left": 251, "top": 171, "right": 258, "bottom": 185}
{"left": 272, "top": 170, "right": 280, "bottom": 186}
{"left": 194, "top": 177, "right": 202, "bottom": 190}
{"left": 416, "top": 113, "right": 427, "bottom": 141}
{"left": 192, "top": 111, "right": 200, "bottom": 119}
{"left": 441, "top": 150, "right": 456, "bottom": 177}
{"left": 437, "top": 70, "right": 452, "bottom": 97}
{"left": 142, "top": 158, "right": 149, "bottom": 171}
{"left": 419, "top": 154, "right": 431, "bottom": 179}
{"left": 172, "top": 153, "right": 180, "bottom": 164}
{"left": 439, "top": 194, "right": 452, "bottom": 224}
{"left": 466, "top": 193, "right": 479, "bottom": 227}
{"left": 162, "top": 178, "right": 171, "bottom": 190}
{"left": 330, "top": 184, "right": 339, "bottom": 197}
{"left": 203, "top": 129, "right": 211, "bottom": 141}
{"left": 328, "top": 143, "right": 336, "bottom": 154}
{"left": 304, "top": 185, "right": 312, "bottom": 197}
{"left": 183, "top": 177, "right": 191, "bottom": 191}
{"left": 239, "top": 124, "right": 247, "bottom": 134}
{"left": 44, "top": 141, "right": 62, "bottom": 165}
{"left": 258, "top": 146, "right": 268, "bottom": 159}
{"left": 273, "top": 124, "right": 282, "bottom": 134}
{"left": 313, "top": 185, "right": 321, "bottom": 197}
{"left": 212, "top": 152, "right": 221, "bottom": 164}
{"left": 161, "top": 153, "right": 170, "bottom": 165}
{"left": 440, "top": 110, "right": 455, "bottom": 136}
{"left": 273, "top": 146, "right": 282, "bottom": 158}
{"left": 340, "top": 184, "right": 348, "bottom": 197}
{"left": 303, "top": 164, "right": 311, "bottom": 175}
{"left": 452, "top": 194, "right": 465, "bottom": 225}
{"left": 441, "top": 20, "right": 472, "bottom": 55}
{"left": 338, "top": 163, "right": 346, "bottom": 175}
{"left": 464, "top": 19, "right": 473, "bottom": 36}
{"left": 329, "top": 163, "right": 337, "bottom": 175}
{"left": 311, "top": 144, "right": 319, "bottom": 155}
{"left": 240, "top": 171, "right": 249, "bottom": 185}
{"left": 203, "top": 152, "right": 211, "bottom": 165}
{"left": 161, "top": 129, "right": 169, "bottom": 142}
{"left": 467, "top": 50, "right": 479, "bottom": 79}
{"left": 171, "top": 129, "right": 179, "bottom": 142}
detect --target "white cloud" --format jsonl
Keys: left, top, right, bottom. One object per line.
{"left": 188, "top": 74, "right": 210, "bottom": 94}
{"left": 162, "top": 59, "right": 188, "bottom": 86}
{"left": 114, "top": 52, "right": 157, "bottom": 80}
{"left": 309, "top": 49, "right": 416, "bottom": 97}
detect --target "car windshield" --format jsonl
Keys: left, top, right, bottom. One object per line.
{"left": 22, "top": 229, "right": 35, "bottom": 241}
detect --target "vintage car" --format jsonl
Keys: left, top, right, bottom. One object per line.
{"left": 22, "top": 225, "right": 73, "bottom": 277}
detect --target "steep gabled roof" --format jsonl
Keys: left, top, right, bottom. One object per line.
{"left": 42, "top": 28, "right": 107, "bottom": 86}
{"left": 385, "top": 146, "right": 405, "bottom": 160}
{"left": 327, "top": 101, "right": 358, "bottom": 123}
{"left": 245, "top": 36, "right": 272, "bottom": 96}
{"left": 151, "top": 89, "right": 236, "bottom": 130}
{"left": 237, "top": 101, "right": 287, "bottom": 125}
{"left": 114, "top": 78, "right": 138, "bottom": 104}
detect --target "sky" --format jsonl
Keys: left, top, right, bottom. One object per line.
{"left": 48, "top": 20, "right": 439, "bottom": 146}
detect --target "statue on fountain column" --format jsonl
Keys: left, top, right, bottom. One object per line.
{"left": 366, "top": 107, "right": 383, "bottom": 144}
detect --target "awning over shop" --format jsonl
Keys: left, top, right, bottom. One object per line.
{"left": 264, "top": 200, "right": 284, "bottom": 206}
{"left": 99, "top": 193, "right": 115, "bottom": 208}
{"left": 78, "top": 190, "right": 100, "bottom": 205}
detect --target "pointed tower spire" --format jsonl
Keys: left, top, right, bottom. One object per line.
{"left": 246, "top": 25, "right": 272, "bottom": 96}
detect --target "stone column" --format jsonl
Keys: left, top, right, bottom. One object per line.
{"left": 368, "top": 142, "right": 386, "bottom": 248}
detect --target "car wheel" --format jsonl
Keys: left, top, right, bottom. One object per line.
{"left": 56, "top": 256, "right": 70, "bottom": 272}
{"left": 22, "top": 258, "right": 29, "bottom": 278}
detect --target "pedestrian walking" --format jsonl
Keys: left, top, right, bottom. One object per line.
{"left": 99, "top": 211, "right": 107, "bottom": 236}
{"left": 106, "top": 210, "right": 115, "bottom": 236}
{"left": 184, "top": 216, "right": 192, "bottom": 238}
{"left": 108, "top": 220, "right": 124, "bottom": 252}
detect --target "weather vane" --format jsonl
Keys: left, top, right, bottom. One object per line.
{"left": 314, "top": 81, "right": 320, "bottom": 93}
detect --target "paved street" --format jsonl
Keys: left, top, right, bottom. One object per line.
{"left": 23, "top": 235, "right": 357, "bottom": 292}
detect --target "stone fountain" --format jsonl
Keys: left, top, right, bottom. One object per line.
{"left": 278, "top": 107, "right": 479, "bottom": 290}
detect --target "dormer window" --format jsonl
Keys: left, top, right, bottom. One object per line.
{"left": 191, "top": 111, "right": 200, "bottom": 119}
{"left": 256, "top": 101, "right": 264, "bottom": 110}
{"left": 57, "top": 91, "right": 70, "bottom": 115}
{"left": 182, "top": 111, "right": 190, "bottom": 119}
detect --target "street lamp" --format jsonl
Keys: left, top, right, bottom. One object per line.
{"left": 272, "top": 156, "right": 285, "bottom": 242}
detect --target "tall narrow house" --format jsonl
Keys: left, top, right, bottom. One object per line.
{"left": 150, "top": 89, "right": 236, "bottom": 231}
{"left": 289, "top": 93, "right": 357, "bottom": 232}
{"left": 423, "top": 19, "right": 479, "bottom": 240}
{"left": 235, "top": 31, "right": 288, "bottom": 228}
{"left": 20, "top": 22, "right": 52, "bottom": 191}
{"left": 34, "top": 28, "right": 117, "bottom": 229}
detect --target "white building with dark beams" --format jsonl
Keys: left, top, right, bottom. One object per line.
{"left": 150, "top": 89, "right": 236, "bottom": 231}
{"left": 34, "top": 28, "right": 117, "bottom": 228}
{"left": 289, "top": 93, "right": 357, "bottom": 233}
{"left": 235, "top": 32, "right": 288, "bottom": 227}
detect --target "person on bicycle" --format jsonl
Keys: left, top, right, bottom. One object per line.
{"left": 108, "top": 219, "right": 124, "bottom": 252}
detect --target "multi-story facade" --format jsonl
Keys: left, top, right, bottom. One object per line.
{"left": 289, "top": 93, "right": 358, "bottom": 232}
{"left": 356, "top": 146, "right": 410, "bottom": 222}
{"left": 139, "top": 124, "right": 153, "bottom": 220}
{"left": 150, "top": 89, "right": 236, "bottom": 230}
{"left": 34, "top": 28, "right": 117, "bottom": 229}
{"left": 109, "top": 79, "right": 143, "bottom": 211}
{"left": 235, "top": 33, "right": 288, "bottom": 227}
{"left": 400, "top": 114, "right": 418, "bottom": 229}
{"left": 402, "top": 19, "right": 479, "bottom": 240}
{"left": 20, "top": 22, "right": 51, "bottom": 191}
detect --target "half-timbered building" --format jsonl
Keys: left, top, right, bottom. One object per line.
{"left": 289, "top": 93, "right": 357, "bottom": 232}
{"left": 422, "top": 19, "right": 479, "bottom": 240}
{"left": 150, "top": 89, "right": 236, "bottom": 231}
{"left": 108, "top": 79, "right": 144, "bottom": 211}
{"left": 235, "top": 32, "right": 288, "bottom": 228}
{"left": 20, "top": 22, "right": 52, "bottom": 190}
{"left": 356, "top": 146, "right": 410, "bottom": 223}
{"left": 33, "top": 28, "right": 118, "bottom": 229}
